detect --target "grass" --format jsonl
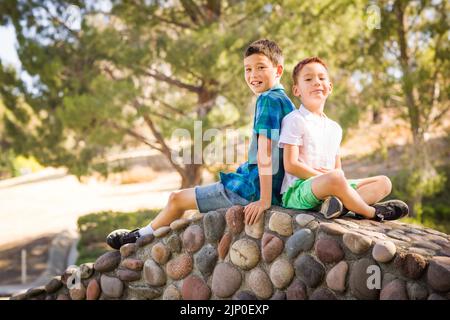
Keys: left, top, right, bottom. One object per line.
{"left": 76, "top": 209, "right": 160, "bottom": 265}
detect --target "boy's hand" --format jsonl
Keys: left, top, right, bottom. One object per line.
{"left": 314, "top": 167, "right": 332, "bottom": 174}
{"left": 244, "top": 200, "right": 271, "bottom": 225}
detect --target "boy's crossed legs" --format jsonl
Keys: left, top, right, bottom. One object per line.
{"left": 354, "top": 175, "right": 392, "bottom": 205}
{"left": 283, "top": 169, "right": 408, "bottom": 221}
{"left": 315, "top": 170, "right": 408, "bottom": 221}
{"left": 313, "top": 170, "right": 390, "bottom": 219}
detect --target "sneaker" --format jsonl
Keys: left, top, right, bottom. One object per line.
{"left": 106, "top": 228, "right": 140, "bottom": 250}
{"left": 372, "top": 200, "right": 409, "bottom": 222}
{"left": 320, "top": 196, "right": 348, "bottom": 219}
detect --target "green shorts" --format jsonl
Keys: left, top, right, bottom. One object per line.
{"left": 282, "top": 177, "right": 361, "bottom": 210}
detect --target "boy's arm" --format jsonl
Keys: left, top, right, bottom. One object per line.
{"left": 335, "top": 155, "right": 342, "bottom": 169}
{"left": 244, "top": 134, "right": 272, "bottom": 225}
{"left": 284, "top": 144, "right": 323, "bottom": 179}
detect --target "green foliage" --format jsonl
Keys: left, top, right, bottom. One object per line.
{"left": 0, "top": 0, "right": 388, "bottom": 183}
{"left": 77, "top": 209, "right": 159, "bottom": 246}
{"left": 1, "top": 0, "right": 279, "bottom": 185}
{"left": 391, "top": 166, "right": 446, "bottom": 202}
{"left": 0, "top": 149, "right": 16, "bottom": 178}
{"left": 76, "top": 209, "right": 160, "bottom": 264}
{"left": 12, "top": 155, "right": 43, "bottom": 176}
{"left": 0, "top": 0, "right": 448, "bottom": 192}
{"left": 391, "top": 164, "right": 450, "bottom": 231}
{"left": 357, "top": 0, "right": 449, "bottom": 215}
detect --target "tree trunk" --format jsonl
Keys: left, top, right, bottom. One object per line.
{"left": 180, "top": 163, "right": 203, "bottom": 188}
{"left": 394, "top": 0, "right": 426, "bottom": 218}
{"left": 137, "top": 81, "right": 217, "bottom": 190}
{"left": 409, "top": 132, "right": 427, "bottom": 219}
{"left": 372, "top": 108, "right": 381, "bottom": 124}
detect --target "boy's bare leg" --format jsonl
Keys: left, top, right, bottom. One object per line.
{"left": 355, "top": 176, "right": 392, "bottom": 205}
{"left": 150, "top": 188, "right": 198, "bottom": 230}
{"left": 106, "top": 188, "right": 198, "bottom": 249}
{"left": 311, "top": 170, "right": 376, "bottom": 218}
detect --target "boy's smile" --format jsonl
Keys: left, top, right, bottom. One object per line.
{"left": 244, "top": 54, "right": 282, "bottom": 94}
{"left": 293, "top": 62, "right": 332, "bottom": 113}
{"left": 311, "top": 89, "right": 325, "bottom": 95}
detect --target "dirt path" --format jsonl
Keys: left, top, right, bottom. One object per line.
{"left": 0, "top": 171, "right": 181, "bottom": 247}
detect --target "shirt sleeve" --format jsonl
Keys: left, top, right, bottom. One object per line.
{"left": 279, "top": 114, "right": 304, "bottom": 148}
{"left": 254, "top": 94, "right": 281, "bottom": 140}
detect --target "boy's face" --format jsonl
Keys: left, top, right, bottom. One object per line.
{"left": 293, "top": 62, "right": 333, "bottom": 106}
{"left": 244, "top": 54, "right": 282, "bottom": 94}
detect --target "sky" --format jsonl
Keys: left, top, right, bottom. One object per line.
{"left": 0, "top": 1, "right": 110, "bottom": 89}
{"left": 0, "top": 24, "right": 37, "bottom": 91}
{"left": 0, "top": 24, "right": 21, "bottom": 71}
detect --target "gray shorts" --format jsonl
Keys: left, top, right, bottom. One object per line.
{"left": 195, "top": 182, "right": 250, "bottom": 213}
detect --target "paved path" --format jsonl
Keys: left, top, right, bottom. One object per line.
{"left": 0, "top": 170, "right": 181, "bottom": 246}
{"left": 0, "top": 169, "right": 183, "bottom": 296}
{"left": 0, "top": 230, "right": 77, "bottom": 296}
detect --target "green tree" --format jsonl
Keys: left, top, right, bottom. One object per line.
{"left": 270, "top": 0, "right": 371, "bottom": 133}
{"left": 358, "top": 0, "right": 449, "bottom": 217}
{"left": 3, "top": 0, "right": 446, "bottom": 210}
{"left": 1, "top": 0, "right": 377, "bottom": 187}
{"left": 0, "top": 99, "right": 14, "bottom": 178}
{"left": 0, "top": 0, "right": 274, "bottom": 187}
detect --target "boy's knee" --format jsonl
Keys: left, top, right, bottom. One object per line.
{"left": 326, "top": 169, "right": 346, "bottom": 190}
{"left": 380, "top": 175, "right": 392, "bottom": 195}
{"left": 328, "top": 169, "right": 346, "bottom": 182}
{"left": 168, "top": 191, "right": 183, "bottom": 206}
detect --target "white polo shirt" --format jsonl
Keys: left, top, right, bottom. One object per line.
{"left": 278, "top": 105, "right": 343, "bottom": 194}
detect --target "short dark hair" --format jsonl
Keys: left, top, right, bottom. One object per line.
{"left": 292, "top": 57, "right": 328, "bottom": 85}
{"left": 244, "top": 39, "right": 283, "bottom": 66}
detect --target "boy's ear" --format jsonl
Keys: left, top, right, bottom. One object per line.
{"left": 276, "top": 64, "right": 283, "bottom": 78}
{"left": 329, "top": 81, "right": 333, "bottom": 93}
{"left": 292, "top": 84, "right": 300, "bottom": 97}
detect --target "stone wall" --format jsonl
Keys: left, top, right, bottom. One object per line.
{"left": 11, "top": 206, "right": 450, "bottom": 300}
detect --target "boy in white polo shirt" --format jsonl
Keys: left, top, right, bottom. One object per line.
{"left": 279, "top": 57, "right": 409, "bottom": 221}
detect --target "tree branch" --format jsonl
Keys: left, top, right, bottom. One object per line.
{"left": 230, "top": 10, "right": 261, "bottom": 28}
{"left": 131, "top": 100, "right": 188, "bottom": 180}
{"left": 152, "top": 14, "right": 193, "bottom": 29}
{"left": 180, "top": 0, "right": 205, "bottom": 25}
{"left": 186, "top": 69, "right": 204, "bottom": 82}
{"left": 149, "top": 94, "right": 188, "bottom": 116}
{"left": 394, "top": 0, "right": 420, "bottom": 137}
{"left": 144, "top": 69, "right": 202, "bottom": 93}
{"left": 430, "top": 105, "right": 449, "bottom": 126}
{"left": 149, "top": 110, "right": 172, "bottom": 121}
{"left": 39, "top": 5, "right": 81, "bottom": 40}
{"left": 207, "top": 0, "right": 221, "bottom": 17}
{"left": 315, "top": 0, "right": 337, "bottom": 18}
{"left": 405, "top": 3, "right": 425, "bottom": 34}
{"left": 423, "top": 33, "right": 445, "bottom": 132}
{"left": 101, "top": 65, "right": 119, "bottom": 81}
{"left": 106, "top": 120, "right": 164, "bottom": 153}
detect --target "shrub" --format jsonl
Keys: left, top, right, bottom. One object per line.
{"left": 76, "top": 209, "right": 159, "bottom": 264}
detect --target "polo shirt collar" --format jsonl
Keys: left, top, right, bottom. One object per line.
{"left": 258, "top": 83, "right": 284, "bottom": 96}
{"left": 298, "top": 104, "right": 327, "bottom": 120}
{"left": 270, "top": 83, "right": 284, "bottom": 91}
